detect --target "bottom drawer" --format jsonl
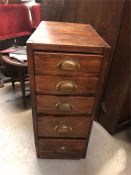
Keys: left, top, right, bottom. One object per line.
{"left": 38, "top": 138, "right": 87, "bottom": 159}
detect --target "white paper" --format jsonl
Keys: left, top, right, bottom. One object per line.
{"left": 9, "top": 53, "right": 27, "bottom": 62}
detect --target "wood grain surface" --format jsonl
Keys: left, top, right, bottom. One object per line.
{"left": 36, "top": 95, "right": 94, "bottom": 115}
{"left": 34, "top": 52, "right": 102, "bottom": 76}
{"left": 35, "top": 75, "right": 98, "bottom": 95}
{"left": 38, "top": 116, "right": 91, "bottom": 138}
{"left": 28, "top": 21, "right": 109, "bottom": 53}
{"left": 38, "top": 138, "right": 86, "bottom": 159}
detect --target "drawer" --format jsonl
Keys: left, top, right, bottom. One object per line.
{"left": 35, "top": 75, "right": 98, "bottom": 95}
{"left": 36, "top": 95, "right": 94, "bottom": 115}
{"left": 34, "top": 52, "right": 102, "bottom": 76}
{"left": 38, "top": 138, "right": 86, "bottom": 159}
{"left": 38, "top": 116, "right": 92, "bottom": 138}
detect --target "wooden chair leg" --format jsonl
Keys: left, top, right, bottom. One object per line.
{"left": 11, "top": 76, "right": 15, "bottom": 89}
{"left": 11, "top": 71, "right": 15, "bottom": 89}
{"left": 19, "top": 75, "right": 26, "bottom": 108}
{"left": 0, "top": 77, "right": 4, "bottom": 88}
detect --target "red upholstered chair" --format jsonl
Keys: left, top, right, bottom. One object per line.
{"left": 0, "top": 4, "right": 33, "bottom": 106}
{"left": 0, "top": 4, "right": 33, "bottom": 50}
{"left": 30, "top": 3, "right": 41, "bottom": 29}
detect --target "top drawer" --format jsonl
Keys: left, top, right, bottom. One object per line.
{"left": 34, "top": 52, "right": 102, "bottom": 76}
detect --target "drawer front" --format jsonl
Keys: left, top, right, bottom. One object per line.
{"left": 34, "top": 52, "right": 102, "bottom": 76}
{"left": 35, "top": 75, "right": 98, "bottom": 95}
{"left": 38, "top": 116, "right": 92, "bottom": 138}
{"left": 38, "top": 138, "right": 86, "bottom": 159}
{"left": 36, "top": 95, "right": 94, "bottom": 115}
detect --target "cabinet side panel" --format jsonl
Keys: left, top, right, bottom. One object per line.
{"left": 27, "top": 43, "right": 39, "bottom": 156}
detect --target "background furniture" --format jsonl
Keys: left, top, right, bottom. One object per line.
{"left": 0, "top": 4, "right": 32, "bottom": 105}
{"left": 27, "top": 21, "right": 110, "bottom": 159}
{"left": 0, "top": 0, "right": 20, "bottom": 4}
{"left": 1, "top": 54, "right": 28, "bottom": 107}
{"left": 30, "top": 3, "right": 41, "bottom": 29}
{"left": 0, "top": 4, "right": 32, "bottom": 88}
{"left": 40, "top": 0, "right": 130, "bottom": 134}
{"left": 97, "top": 1, "right": 130, "bottom": 134}
{"left": 0, "top": 4, "right": 32, "bottom": 51}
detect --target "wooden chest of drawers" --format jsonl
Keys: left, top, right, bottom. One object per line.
{"left": 27, "top": 21, "right": 110, "bottom": 159}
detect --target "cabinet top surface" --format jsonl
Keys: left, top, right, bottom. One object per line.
{"left": 27, "top": 21, "right": 109, "bottom": 53}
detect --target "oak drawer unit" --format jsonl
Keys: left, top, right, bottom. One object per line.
{"left": 27, "top": 21, "right": 110, "bottom": 159}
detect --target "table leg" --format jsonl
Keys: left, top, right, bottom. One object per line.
{"left": 11, "top": 72, "right": 15, "bottom": 89}
{"left": 0, "top": 77, "right": 4, "bottom": 88}
{"left": 19, "top": 75, "right": 26, "bottom": 108}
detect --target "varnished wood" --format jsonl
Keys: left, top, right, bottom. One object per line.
{"left": 27, "top": 21, "right": 110, "bottom": 159}
{"left": 34, "top": 52, "right": 102, "bottom": 76}
{"left": 41, "top": 0, "right": 125, "bottom": 47}
{"left": 38, "top": 138, "right": 86, "bottom": 159}
{"left": 26, "top": 44, "right": 39, "bottom": 156}
{"left": 39, "top": 0, "right": 130, "bottom": 134}
{"left": 35, "top": 75, "right": 98, "bottom": 95}
{"left": 1, "top": 55, "right": 28, "bottom": 107}
{"left": 33, "top": 0, "right": 130, "bottom": 134}
{"left": 2, "top": 55, "right": 27, "bottom": 67}
{"left": 28, "top": 21, "right": 109, "bottom": 53}
{"left": 36, "top": 95, "right": 94, "bottom": 115}
{"left": 38, "top": 116, "right": 91, "bottom": 138}
{"left": 98, "top": 0, "right": 131, "bottom": 134}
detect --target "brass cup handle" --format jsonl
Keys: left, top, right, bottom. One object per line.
{"left": 57, "top": 60, "right": 80, "bottom": 71}
{"left": 56, "top": 103, "right": 75, "bottom": 112}
{"left": 54, "top": 125, "right": 72, "bottom": 134}
{"left": 56, "top": 80, "right": 78, "bottom": 92}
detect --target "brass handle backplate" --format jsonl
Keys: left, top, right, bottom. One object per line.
{"left": 56, "top": 103, "right": 75, "bottom": 112}
{"left": 57, "top": 146, "right": 67, "bottom": 152}
{"left": 57, "top": 60, "right": 80, "bottom": 71}
{"left": 54, "top": 125, "right": 72, "bottom": 134}
{"left": 56, "top": 80, "right": 78, "bottom": 92}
